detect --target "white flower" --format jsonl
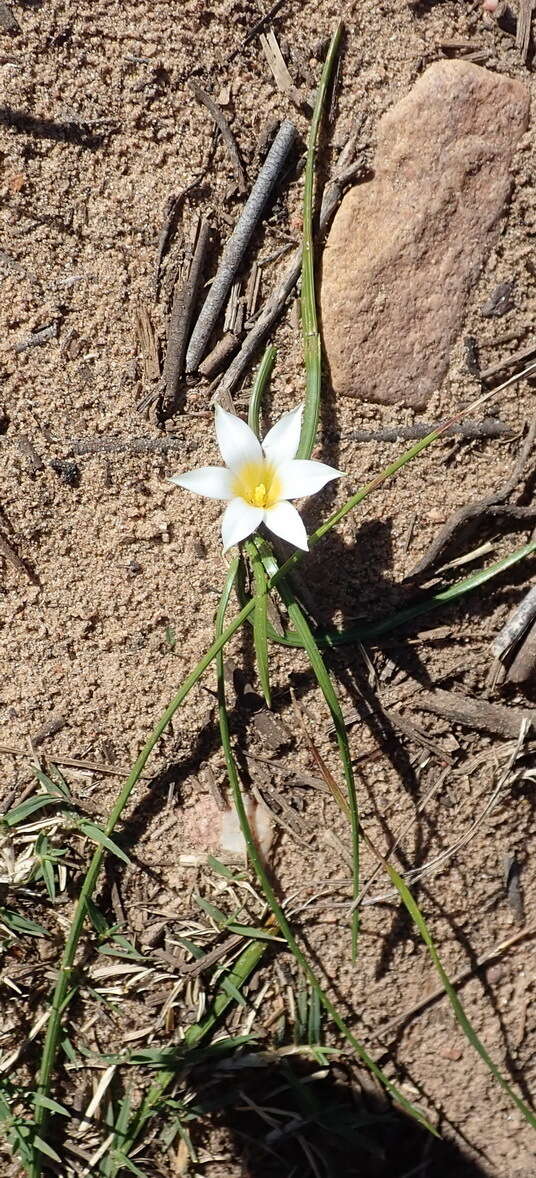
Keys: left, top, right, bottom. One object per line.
{"left": 170, "top": 404, "right": 342, "bottom": 552}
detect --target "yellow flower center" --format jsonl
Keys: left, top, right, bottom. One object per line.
{"left": 253, "top": 482, "right": 267, "bottom": 508}
{"left": 231, "top": 460, "right": 281, "bottom": 509}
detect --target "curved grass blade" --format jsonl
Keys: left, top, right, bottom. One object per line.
{"left": 254, "top": 536, "right": 360, "bottom": 959}
{"left": 380, "top": 854, "right": 536, "bottom": 1131}
{"left": 215, "top": 558, "right": 432, "bottom": 1132}
{"left": 248, "top": 345, "right": 277, "bottom": 436}
{"left": 266, "top": 539, "right": 536, "bottom": 648}
{"left": 298, "top": 23, "right": 343, "bottom": 460}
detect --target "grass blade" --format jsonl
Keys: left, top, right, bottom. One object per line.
{"left": 215, "top": 556, "right": 432, "bottom": 1132}
{"left": 254, "top": 536, "right": 360, "bottom": 959}
{"left": 379, "top": 853, "right": 536, "bottom": 1131}
{"left": 298, "top": 23, "right": 343, "bottom": 460}
{"left": 246, "top": 538, "right": 271, "bottom": 706}
{"left": 248, "top": 345, "right": 276, "bottom": 436}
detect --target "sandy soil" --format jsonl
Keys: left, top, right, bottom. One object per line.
{"left": 1, "top": 2, "right": 536, "bottom": 1176}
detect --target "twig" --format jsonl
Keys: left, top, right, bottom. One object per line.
{"left": 185, "top": 120, "right": 298, "bottom": 372}
{"left": 491, "top": 584, "right": 536, "bottom": 657}
{"left": 414, "top": 689, "right": 535, "bottom": 740}
{"left": 259, "top": 30, "right": 304, "bottom": 108}
{"left": 14, "top": 323, "right": 57, "bottom": 353}
{"left": 189, "top": 81, "right": 247, "bottom": 193}
{"left": 153, "top": 192, "right": 183, "bottom": 297}
{"left": 0, "top": 533, "right": 35, "bottom": 581}
{"left": 215, "top": 126, "right": 364, "bottom": 400}
{"left": 339, "top": 419, "right": 514, "bottom": 444}
{"left": 64, "top": 436, "right": 188, "bottom": 456}
{"left": 409, "top": 413, "right": 536, "bottom": 576}
{"left": 0, "top": 1, "right": 20, "bottom": 33}
{"left": 234, "top": 0, "right": 288, "bottom": 53}
{"left": 161, "top": 217, "right": 210, "bottom": 416}
{"left": 0, "top": 744, "right": 150, "bottom": 778}
{"left": 516, "top": 0, "right": 534, "bottom": 62}
{"left": 480, "top": 339, "right": 536, "bottom": 381}
{"left": 370, "top": 923, "right": 536, "bottom": 1043}
{"left": 507, "top": 618, "right": 536, "bottom": 683}
{"left": 198, "top": 331, "right": 239, "bottom": 378}
{"left": 134, "top": 305, "right": 160, "bottom": 383}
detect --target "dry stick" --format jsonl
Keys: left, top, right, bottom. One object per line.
{"left": 409, "top": 408, "right": 536, "bottom": 577}
{"left": 216, "top": 138, "right": 363, "bottom": 400}
{"left": 65, "top": 437, "right": 187, "bottom": 456}
{"left": 516, "top": 0, "right": 535, "bottom": 61}
{"left": 480, "top": 339, "right": 536, "bottom": 381}
{"left": 153, "top": 192, "right": 183, "bottom": 297}
{"left": 491, "top": 583, "right": 536, "bottom": 658}
{"left": 15, "top": 323, "right": 57, "bottom": 353}
{"left": 185, "top": 120, "right": 298, "bottom": 373}
{"left": 0, "top": 533, "right": 34, "bottom": 581}
{"left": 234, "top": 0, "right": 288, "bottom": 54}
{"left": 414, "top": 689, "right": 535, "bottom": 740}
{"left": 161, "top": 218, "right": 210, "bottom": 416}
{"left": 189, "top": 81, "right": 247, "bottom": 194}
{"left": 0, "top": 1, "right": 20, "bottom": 32}
{"left": 0, "top": 744, "right": 150, "bottom": 779}
{"left": 370, "top": 922, "right": 536, "bottom": 1044}
{"left": 508, "top": 618, "right": 536, "bottom": 683}
{"left": 339, "top": 419, "right": 514, "bottom": 445}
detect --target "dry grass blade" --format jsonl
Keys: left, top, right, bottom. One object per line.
{"left": 189, "top": 81, "right": 247, "bottom": 193}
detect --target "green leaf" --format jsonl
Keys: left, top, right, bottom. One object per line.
{"left": 4, "top": 794, "right": 63, "bottom": 826}
{"left": 194, "top": 896, "right": 229, "bottom": 926}
{"left": 34, "top": 1095, "right": 69, "bottom": 1118}
{"left": 33, "top": 1135, "right": 63, "bottom": 1163}
{"left": 86, "top": 897, "right": 111, "bottom": 936}
{"left": 226, "top": 922, "right": 279, "bottom": 941}
{"left": 1, "top": 908, "right": 49, "bottom": 938}
{"left": 78, "top": 821, "right": 130, "bottom": 864}
{"left": 220, "top": 976, "right": 247, "bottom": 1006}
{"left": 247, "top": 345, "right": 276, "bottom": 437}
{"left": 40, "top": 859, "right": 56, "bottom": 902}
{"left": 34, "top": 767, "right": 71, "bottom": 800}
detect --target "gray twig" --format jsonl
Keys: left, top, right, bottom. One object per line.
{"left": 215, "top": 133, "right": 364, "bottom": 400}
{"left": 414, "top": 689, "right": 535, "bottom": 740}
{"left": 185, "top": 120, "right": 298, "bottom": 373}
{"left": 408, "top": 416, "right": 536, "bottom": 578}
{"left": 0, "top": 1, "right": 20, "bottom": 32}
{"left": 516, "top": 0, "right": 534, "bottom": 62}
{"left": 189, "top": 81, "right": 247, "bottom": 194}
{"left": 15, "top": 323, "right": 57, "bottom": 353}
{"left": 480, "top": 340, "right": 536, "bottom": 381}
{"left": 339, "top": 419, "right": 514, "bottom": 445}
{"left": 492, "top": 584, "right": 536, "bottom": 658}
{"left": 153, "top": 192, "right": 183, "bottom": 297}
{"left": 161, "top": 217, "right": 210, "bottom": 417}
{"left": 65, "top": 436, "right": 188, "bottom": 456}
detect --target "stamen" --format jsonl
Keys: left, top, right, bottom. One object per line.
{"left": 253, "top": 482, "right": 267, "bottom": 508}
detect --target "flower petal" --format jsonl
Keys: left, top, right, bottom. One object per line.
{"left": 276, "top": 458, "right": 342, "bottom": 501}
{"left": 264, "top": 500, "right": 309, "bottom": 550}
{"left": 215, "top": 404, "right": 262, "bottom": 473}
{"left": 169, "top": 466, "right": 233, "bottom": 500}
{"left": 221, "top": 497, "right": 263, "bottom": 551}
{"left": 263, "top": 404, "right": 303, "bottom": 465}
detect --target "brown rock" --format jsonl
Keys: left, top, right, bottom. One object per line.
{"left": 321, "top": 61, "right": 529, "bottom": 408}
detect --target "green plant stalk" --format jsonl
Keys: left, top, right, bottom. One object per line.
{"left": 245, "top": 539, "right": 271, "bottom": 707}
{"left": 29, "top": 407, "right": 523, "bottom": 1175}
{"left": 248, "top": 345, "right": 277, "bottom": 435}
{"left": 214, "top": 563, "right": 432, "bottom": 1132}
{"left": 254, "top": 536, "right": 360, "bottom": 960}
{"left": 298, "top": 23, "right": 343, "bottom": 460}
